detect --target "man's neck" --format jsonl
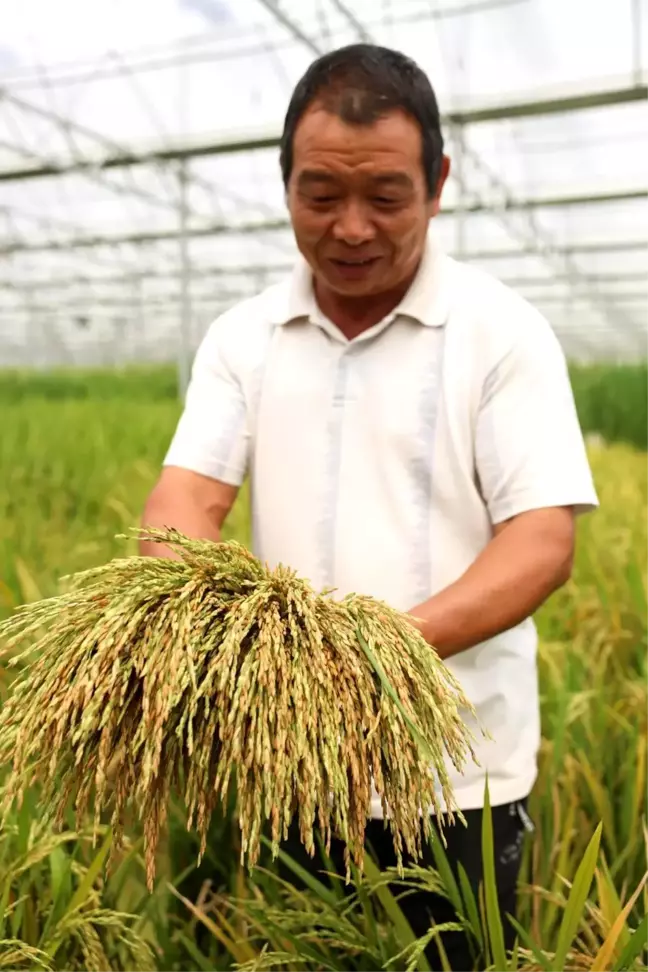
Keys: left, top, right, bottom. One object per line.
{"left": 313, "top": 275, "right": 415, "bottom": 342}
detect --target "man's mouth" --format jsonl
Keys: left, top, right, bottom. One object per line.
{"left": 327, "top": 256, "right": 382, "bottom": 282}
{"left": 331, "top": 256, "right": 380, "bottom": 267}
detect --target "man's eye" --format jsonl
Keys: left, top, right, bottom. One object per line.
{"left": 373, "top": 196, "right": 401, "bottom": 206}
{"left": 312, "top": 195, "right": 337, "bottom": 203}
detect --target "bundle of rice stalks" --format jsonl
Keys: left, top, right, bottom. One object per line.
{"left": 0, "top": 528, "right": 479, "bottom": 890}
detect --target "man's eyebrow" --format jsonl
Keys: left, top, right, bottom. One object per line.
{"left": 370, "top": 173, "right": 414, "bottom": 188}
{"left": 296, "top": 170, "right": 338, "bottom": 186}
{"left": 296, "top": 170, "right": 414, "bottom": 189}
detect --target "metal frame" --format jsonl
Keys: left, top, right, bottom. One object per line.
{"left": 0, "top": 0, "right": 645, "bottom": 378}
{"left": 0, "top": 84, "right": 644, "bottom": 182}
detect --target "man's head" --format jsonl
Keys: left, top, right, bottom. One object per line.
{"left": 280, "top": 44, "right": 450, "bottom": 304}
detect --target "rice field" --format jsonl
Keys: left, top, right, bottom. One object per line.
{"left": 0, "top": 367, "right": 646, "bottom": 972}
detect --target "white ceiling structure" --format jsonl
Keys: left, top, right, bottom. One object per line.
{"left": 0, "top": 0, "right": 646, "bottom": 382}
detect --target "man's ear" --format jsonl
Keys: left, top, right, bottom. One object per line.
{"left": 428, "top": 155, "right": 451, "bottom": 218}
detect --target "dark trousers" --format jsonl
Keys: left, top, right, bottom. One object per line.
{"left": 278, "top": 798, "right": 530, "bottom": 971}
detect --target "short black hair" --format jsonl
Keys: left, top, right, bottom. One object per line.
{"left": 279, "top": 43, "right": 445, "bottom": 199}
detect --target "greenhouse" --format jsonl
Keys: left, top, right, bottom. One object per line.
{"left": 0, "top": 0, "right": 646, "bottom": 382}
{"left": 0, "top": 1, "right": 646, "bottom": 970}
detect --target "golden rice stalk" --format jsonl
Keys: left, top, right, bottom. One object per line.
{"left": 0, "top": 527, "right": 479, "bottom": 890}
{"left": 0, "top": 941, "right": 52, "bottom": 971}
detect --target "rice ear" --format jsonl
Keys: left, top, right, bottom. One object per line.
{"left": 0, "top": 527, "right": 479, "bottom": 890}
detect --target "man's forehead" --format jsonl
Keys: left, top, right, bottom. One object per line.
{"left": 291, "top": 108, "right": 424, "bottom": 185}
{"left": 294, "top": 103, "right": 422, "bottom": 147}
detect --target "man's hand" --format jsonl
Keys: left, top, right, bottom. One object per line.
{"left": 408, "top": 506, "right": 576, "bottom": 659}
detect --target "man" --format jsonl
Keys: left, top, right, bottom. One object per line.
{"left": 140, "top": 43, "right": 598, "bottom": 969}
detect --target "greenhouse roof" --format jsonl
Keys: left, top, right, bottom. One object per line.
{"left": 0, "top": 0, "right": 646, "bottom": 373}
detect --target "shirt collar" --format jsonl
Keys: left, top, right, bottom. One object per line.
{"left": 269, "top": 231, "right": 450, "bottom": 330}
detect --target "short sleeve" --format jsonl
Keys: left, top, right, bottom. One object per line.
{"left": 163, "top": 316, "right": 249, "bottom": 486}
{"left": 475, "top": 315, "right": 599, "bottom": 525}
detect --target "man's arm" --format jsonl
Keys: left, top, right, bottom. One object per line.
{"left": 139, "top": 467, "right": 239, "bottom": 560}
{"left": 408, "top": 299, "right": 598, "bottom": 658}
{"left": 409, "top": 506, "right": 575, "bottom": 659}
{"left": 139, "top": 306, "right": 251, "bottom": 560}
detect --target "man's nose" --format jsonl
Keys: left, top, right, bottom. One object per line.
{"left": 332, "top": 199, "right": 376, "bottom": 245}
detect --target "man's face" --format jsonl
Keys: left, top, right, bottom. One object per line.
{"left": 287, "top": 104, "right": 449, "bottom": 299}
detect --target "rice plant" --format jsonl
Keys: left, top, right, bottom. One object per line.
{"left": 0, "top": 790, "right": 156, "bottom": 971}
{"left": 0, "top": 366, "right": 645, "bottom": 971}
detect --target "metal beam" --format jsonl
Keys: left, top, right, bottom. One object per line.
{"left": 0, "top": 281, "right": 648, "bottom": 312}
{"left": 0, "top": 219, "right": 288, "bottom": 253}
{"left": 329, "top": 0, "right": 372, "bottom": 42}
{"left": 0, "top": 89, "right": 291, "bottom": 248}
{"left": 0, "top": 83, "right": 644, "bottom": 182}
{"left": 255, "top": 0, "right": 321, "bottom": 54}
{"left": 463, "top": 238, "right": 648, "bottom": 259}
{"left": 4, "top": 267, "right": 646, "bottom": 294}
{"left": 0, "top": 132, "right": 281, "bottom": 182}
{"left": 177, "top": 160, "right": 192, "bottom": 399}
{"left": 0, "top": 294, "right": 251, "bottom": 314}
{"left": 455, "top": 187, "right": 645, "bottom": 212}
{"left": 530, "top": 292, "right": 647, "bottom": 304}
{"left": 0, "top": 2, "right": 531, "bottom": 94}
{"left": 483, "top": 271, "right": 648, "bottom": 287}
{"left": 0, "top": 264, "right": 293, "bottom": 290}
{"left": 2, "top": 229, "right": 646, "bottom": 259}
{"left": 447, "top": 82, "right": 648, "bottom": 124}
{"left": 0, "top": 186, "right": 643, "bottom": 255}
{"left": 632, "top": 0, "right": 643, "bottom": 85}
{"left": 0, "top": 291, "right": 645, "bottom": 314}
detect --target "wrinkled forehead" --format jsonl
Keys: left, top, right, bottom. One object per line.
{"left": 291, "top": 104, "right": 426, "bottom": 185}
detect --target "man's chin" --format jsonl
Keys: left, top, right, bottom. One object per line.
{"left": 317, "top": 269, "right": 384, "bottom": 299}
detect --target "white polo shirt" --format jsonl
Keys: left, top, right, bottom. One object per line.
{"left": 164, "top": 233, "right": 599, "bottom": 815}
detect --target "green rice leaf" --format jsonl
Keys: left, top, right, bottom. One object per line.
{"left": 550, "top": 822, "right": 602, "bottom": 972}
{"left": 481, "top": 781, "right": 508, "bottom": 971}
